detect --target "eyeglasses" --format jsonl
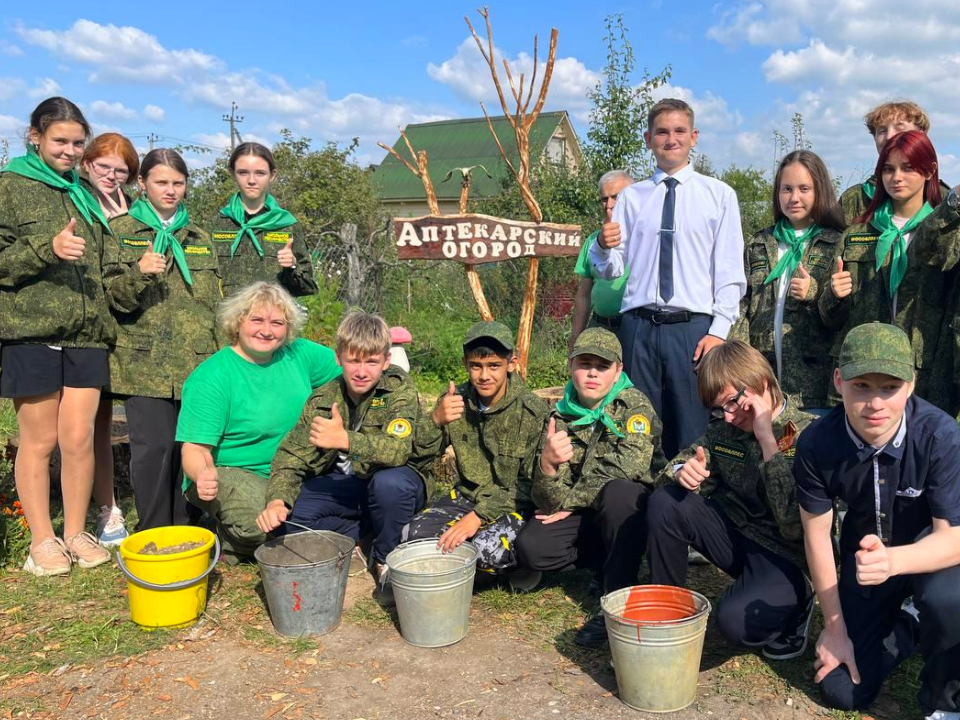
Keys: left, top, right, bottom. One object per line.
{"left": 90, "top": 161, "right": 130, "bottom": 180}
{"left": 599, "top": 193, "right": 618, "bottom": 205}
{"left": 710, "top": 386, "right": 746, "bottom": 420}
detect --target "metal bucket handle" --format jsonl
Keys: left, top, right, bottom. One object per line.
{"left": 116, "top": 535, "right": 221, "bottom": 591}
{"left": 282, "top": 519, "right": 350, "bottom": 568}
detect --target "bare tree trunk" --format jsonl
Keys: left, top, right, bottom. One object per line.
{"left": 341, "top": 223, "right": 362, "bottom": 308}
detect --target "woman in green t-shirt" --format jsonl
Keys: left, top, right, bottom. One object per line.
{"left": 177, "top": 282, "right": 340, "bottom": 562}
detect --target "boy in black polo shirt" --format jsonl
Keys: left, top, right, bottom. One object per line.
{"left": 795, "top": 322, "right": 960, "bottom": 720}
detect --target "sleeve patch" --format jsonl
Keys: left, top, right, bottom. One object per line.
{"left": 184, "top": 245, "right": 212, "bottom": 255}
{"left": 264, "top": 232, "right": 291, "bottom": 243}
{"left": 847, "top": 233, "right": 879, "bottom": 245}
{"left": 120, "top": 237, "right": 151, "bottom": 247}
{"left": 386, "top": 418, "right": 412, "bottom": 438}
{"left": 749, "top": 260, "right": 768, "bottom": 273}
{"left": 626, "top": 414, "right": 651, "bottom": 435}
{"left": 211, "top": 232, "right": 235, "bottom": 242}
{"left": 711, "top": 441, "right": 747, "bottom": 463}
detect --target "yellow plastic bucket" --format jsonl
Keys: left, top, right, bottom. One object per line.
{"left": 117, "top": 526, "right": 219, "bottom": 629}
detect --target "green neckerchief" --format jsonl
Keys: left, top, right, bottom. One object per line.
{"left": 870, "top": 199, "right": 934, "bottom": 295}
{"left": 863, "top": 178, "right": 876, "bottom": 200}
{"left": 219, "top": 193, "right": 298, "bottom": 258}
{"left": 764, "top": 219, "right": 822, "bottom": 285}
{"left": 2, "top": 145, "right": 110, "bottom": 230}
{"left": 128, "top": 198, "right": 193, "bottom": 286}
{"left": 555, "top": 372, "right": 634, "bottom": 438}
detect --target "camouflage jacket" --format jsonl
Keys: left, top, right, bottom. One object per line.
{"left": 841, "top": 178, "right": 953, "bottom": 225}
{"left": 738, "top": 225, "right": 841, "bottom": 408}
{"left": 208, "top": 213, "right": 317, "bottom": 297}
{"left": 414, "top": 373, "right": 549, "bottom": 522}
{"left": 532, "top": 386, "right": 667, "bottom": 514}
{"left": 0, "top": 173, "right": 118, "bottom": 347}
{"left": 268, "top": 366, "right": 428, "bottom": 508}
{"left": 818, "top": 201, "right": 960, "bottom": 406}
{"left": 105, "top": 214, "right": 221, "bottom": 398}
{"left": 657, "top": 400, "right": 814, "bottom": 568}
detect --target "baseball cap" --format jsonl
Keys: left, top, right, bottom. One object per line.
{"left": 839, "top": 322, "right": 914, "bottom": 382}
{"left": 463, "top": 321, "right": 515, "bottom": 352}
{"left": 569, "top": 327, "right": 622, "bottom": 364}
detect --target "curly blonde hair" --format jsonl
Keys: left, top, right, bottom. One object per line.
{"left": 217, "top": 282, "right": 306, "bottom": 346}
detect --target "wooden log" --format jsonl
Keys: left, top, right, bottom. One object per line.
{"left": 465, "top": 266, "right": 494, "bottom": 322}
{"left": 516, "top": 257, "right": 539, "bottom": 378}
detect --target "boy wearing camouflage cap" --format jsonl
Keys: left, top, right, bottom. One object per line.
{"left": 646, "top": 340, "right": 816, "bottom": 661}
{"left": 795, "top": 323, "right": 960, "bottom": 720}
{"left": 516, "top": 328, "right": 666, "bottom": 647}
{"left": 408, "top": 321, "right": 548, "bottom": 586}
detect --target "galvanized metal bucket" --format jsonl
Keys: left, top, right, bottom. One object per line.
{"left": 601, "top": 585, "right": 712, "bottom": 713}
{"left": 386, "top": 539, "right": 479, "bottom": 648}
{"left": 255, "top": 530, "right": 355, "bottom": 637}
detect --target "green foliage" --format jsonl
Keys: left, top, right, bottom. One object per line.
{"left": 721, "top": 165, "right": 774, "bottom": 238}
{"left": 586, "top": 14, "right": 671, "bottom": 178}
{"left": 300, "top": 281, "right": 345, "bottom": 348}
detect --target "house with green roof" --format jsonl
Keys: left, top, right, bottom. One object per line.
{"left": 373, "top": 111, "right": 583, "bottom": 217}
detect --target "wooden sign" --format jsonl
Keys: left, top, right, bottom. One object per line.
{"left": 395, "top": 213, "right": 582, "bottom": 265}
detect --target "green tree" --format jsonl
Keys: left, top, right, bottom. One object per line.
{"left": 586, "top": 14, "right": 671, "bottom": 178}
{"left": 721, "top": 165, "right": 773, "bottom": 238}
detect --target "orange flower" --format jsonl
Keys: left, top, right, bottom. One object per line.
{"left": 15, "top": 508, "right": 24, "bottom": 516}
{"left": 2, "top": 507, "right": 12, "bottom": 517}
{"left": 12, "top": 500, "right": 21, "bottom": 509}
{"left": 19, "top": 517, "right": 28, "bottom": 530}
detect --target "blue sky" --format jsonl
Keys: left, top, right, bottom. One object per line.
{"left": 2, "top": 1, "right": 958, "bottom": 187}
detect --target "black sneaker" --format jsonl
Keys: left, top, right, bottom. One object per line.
{"left": 573, "top": 613, "right": 608, "bottom": 649}
{"left": 763, "top": 594, "right": 814, "bottom": 661}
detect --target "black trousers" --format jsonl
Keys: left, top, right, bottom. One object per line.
{"left": 646, "top": 484, "right": 809, "bottom": 648}
{"left": 126, "top": 396, "right": 189, "bottom": 531}
{"left": 618, "top": 311, "right": 711, "bottom": 459}
{"left": 515, "top": 479, "right": 651, "bottom": 593}
{"left": 818, "top": 539, "right": 960, "bottom": 715}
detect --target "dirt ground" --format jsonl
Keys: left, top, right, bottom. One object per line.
{"left": 0, "top": 564, "right": 913, "bottom": 720}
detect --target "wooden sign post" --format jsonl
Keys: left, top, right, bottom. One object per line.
{"left": 381, "top": 8, "right": 572, "bottom": 377}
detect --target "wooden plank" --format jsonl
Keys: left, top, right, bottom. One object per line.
{"left": 394, "top": 213, "right": 582, "bottom": 265}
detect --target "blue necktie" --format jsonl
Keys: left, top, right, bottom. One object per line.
{"left": 659, "top": 177, "right": 679, "bottom": 303}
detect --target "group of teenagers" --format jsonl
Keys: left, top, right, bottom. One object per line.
{"left": 1, "top": 94, "right": 959, "bottom": 720}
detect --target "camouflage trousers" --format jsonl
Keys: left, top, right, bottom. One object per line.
{"left": 184, "top": 466, "right": 268, "bottom": 561}
{"left": 405, "top": 490, "right": 526, "bottom": 573}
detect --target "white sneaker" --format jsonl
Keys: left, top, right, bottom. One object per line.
{"left": 96, "top": 505, "right": 129, "bottom": 548}
{"left": 925, "top": 711, "right": 960, "bottom": 720}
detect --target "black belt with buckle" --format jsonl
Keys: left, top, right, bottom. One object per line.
{"left": 633, "top": 307, "right": 710, "bottom": 325}
{"left": 591, "top": 313, "right": 621, "bottom": 329}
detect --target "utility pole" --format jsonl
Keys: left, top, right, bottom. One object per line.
{"left": 221, "top": 102, "right": 244, "bottom": 151}
{"left": 147, "top": 133, "right": 159, "bottom": 151}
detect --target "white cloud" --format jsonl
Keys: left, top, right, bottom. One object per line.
{"left": 143, "top": 104, "right": 166, "bottom": 122}
{"left": 16, "top": 19, "right": 221, "bottom": 85}
{"left": 653, "top": 83, "right": 744, "bottom": 133}
{"left": 90, "top": 100, "right": 137, "bottom": 121}
{"left": 0, "top": 77, "right": 61, "bottom": 102}
{"left": 427, "top": 37, "right": 600, "bottom": 122}
{"left": 0, "top": 41, "right": 24, "bottom": 57}
{"left": 0, "top": 114, "right": 24, "bottom": 138}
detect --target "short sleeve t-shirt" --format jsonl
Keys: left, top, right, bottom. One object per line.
{"left": 574, "top": 230, "right": 629, "bottom": 318}
{"left": 176, "top": 338, "right": 341, "bottom": 480}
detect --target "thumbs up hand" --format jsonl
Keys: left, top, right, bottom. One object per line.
{"left": 433, "top": 380, "right": 465, "bottom": 426}
{"left": 855, "top": 534, "right": 895, "bottom": 585}
{"left": 789, "top": 262, "right": 812, "bottom": 301}
{"left": 598, "top": 204, "right": 621, "bottom": 250}
{"left": 277, "top": 239, "right": 296, "bottom": 268}
{"left": 52, "top": 218, "right": 86, "bottom": 260}
{"left": 677, "top": 446, "right": 710, "bottom": 491}
{"left": 831, "top": 256, "right": 853, "bottom": 298}
{"left": 539, "top": 416, "right": 574, "bottom": 476}
{"left": 310, "top": 401, "right": 349, "bottom": 450}
{"left": 196, "top": 463, "right": 219, "bottom": 501}
{"left": 138, "top": 240, "right": 166, "bottom": 275}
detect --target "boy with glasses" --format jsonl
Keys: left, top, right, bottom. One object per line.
{"left": 645, "top": 340, "right": 816, "bottom": 660}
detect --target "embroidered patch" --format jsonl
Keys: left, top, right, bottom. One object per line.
{"left": 211, "top": 232, "right": 235, "bottom": 242}
{"left": 184, "top": 246, "right": 212, "bottom": 255}
{"left": 369, "top": 397, "right": 387, "bottom": 408}
{"left": 711, "top": 441, "right": 747, "bottom": 464}
{"left": 626, "top": 413, "right": 651, "bottom": 435}
{"left": 264, "top": 232, "right": 291, "bottom": 243}
{"left": 386, "top": 418, "right": 412, "bottom": 438}
{"left": 749, "top": 260, "right": 768, "bottom": 273}
{"left": 782, "top": 446, "right": 797, "bottom": 459}
{"left": 120, "top": 237, "right": 150, "bottom": 248}
{"left": 847, "top": 233, "right": 879, "bottom": 245}
{"left": 807, "top": 254, "right": 829, "bottom": 269}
